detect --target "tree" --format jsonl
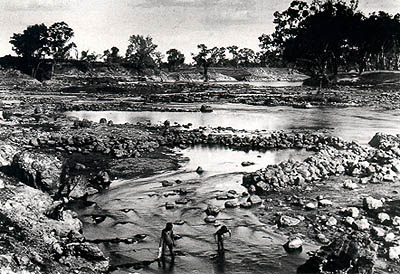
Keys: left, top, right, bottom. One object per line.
{"left": 227, "top": 45, "right": 239, "bottom": 67}
{"left": 125, "top": 35, "right": 160, "bottom": 71}
{"left": 47, "top": 22, "right": 76, "bottom": 59}
{"left": 10, "top": 24, "right": 49, "bottom": 59}
{"left": 238, "top": 48, "right": 255, "bottom": 67}
{"left": 80, "top": 50, "right": 100, "bottom": 62}
{"left": 192, "top": 44, "right": 216, "bottom": 82}
{"left": 166, "top": 48, "right": 185, "bottom": 71}
{"left": 103, "top": 46, "right": 121, "bottom": 63}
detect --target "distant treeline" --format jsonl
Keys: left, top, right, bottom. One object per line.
{"left": 2, "top": 0, "right": 400, "bottom": 81}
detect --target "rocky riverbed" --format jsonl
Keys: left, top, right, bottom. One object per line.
{"left": 1, "top": 70, "right": 400, "bottom": 273}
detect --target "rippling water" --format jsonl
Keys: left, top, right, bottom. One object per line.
{"left": 67, "top": 104, "right": 400, "bottom": 144}
{"left": 69, "top": 104, "right": 400, "bottom": 273}
{"left": 77, "top": 146, "right": 315, "bottom": 274}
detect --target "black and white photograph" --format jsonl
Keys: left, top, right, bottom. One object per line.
{"left": 0, "top": 0, "right": 400, "bottom": 273}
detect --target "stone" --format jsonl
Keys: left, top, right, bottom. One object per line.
{"left": 377, "top": 213, "right": 391, "bottom": 224}
{"left": 161, "top": 180, "right": 173, "bottom": 187}
{"left": 240, "top": 201, "right": 252, "bottom": 208}
{"left": 204, "top": 215, "right": 216, "bottom": 223}
{"left": 0, "top": 179, "right": 4, "bottom": 189}
{"left": 344, "top": 207, "right": 360, "bottom": 218}
{"left": 318, "top": 199, "right": 333, "bottom": 207}
{"left": 174, "top": 220, "right": 185, "bottom": 225}
{"left": 165, "top": 202, "right": 175, "bottom": 209}
{"left": 175, "top": 198, "right": 189, "bottom": 205}
{"left": 326, "top": 217, "right": 337, "bottom": 227}
{"left": 393, "top": 216, "right": 400, "bottom": 226}
{"left": 205, "top": 205, "right": 220, "bottom": 216}
{"left": 285, "top": 237, "right": 303, "bottom": 251}
{"left": 0, "top": 142, "right": 19, "bottom": 167}
{"left": 363, "top": 196, "right": 383, "bottom": 210}
{"left": 11, "top": 151, "right": 63, "bottom": 197}
{"left": 371, "top": 226, "right": 386, "bottom": 238}
{"left": 343, "top": 180, "right": 358, "bottom": 190}
{"left": 241, "top": 161, "right": 255, "bottom": 167}
{"left": 225, "top": 201, "right": 238, "bottom": 208}
{"left": 99, "top": 118, "right": 107, "bottom": 124}
{"left": 248, "top": 195, "right": 262, "bottom": 205}
{"left": 196, "top": 166, "right": 204, "bottom": 174}
{"left": 388, "top": 246, "right": 400, "bottom": 260}
{"left": 345, "top": 217, "right": 355, "bottom": 226}
{"left": 385, "top": 232, "right": 396, "bottom": 243}
{"left": 278, "top": 216, "right": 301, "bottom": 227}
{"left": 316, "top": 233, "right": 329, "bottom": 244}
{"left": 353, "top": 219, "right": 370, "bottom": 231}
{"left": 305, "top": 202, "right": 317, "bottom": 210}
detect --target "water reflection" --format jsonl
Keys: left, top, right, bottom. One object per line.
{"left": 67, "top": 104, "right": 400, "bottom": 144}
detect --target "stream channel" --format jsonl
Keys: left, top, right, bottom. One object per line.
{"left": 68, "top": 104, "right": 400, "bottom": 273}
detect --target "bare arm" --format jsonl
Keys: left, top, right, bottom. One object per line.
{"left": 159, "top": 231, "right": 164, "bottom": 247}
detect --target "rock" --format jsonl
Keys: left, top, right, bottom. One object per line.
{"left": 318, "top": 199, "right": 333, "bottom": 207}
{"left": 371, "top": 226, "right": 386, "bottom": 238}
{"left": 298, "top": 235, "right": 377, "bottom": 274}
{"left": 393, "top": 216, "right": 400, "bottom": 226}
{"left": 161, "top": 180, "right": 173, "bottom": 187}
{"left": 11, "top": 151, "right": 63, "bottom": 197}
{"left": 326, "top": 216, "right": 337, "bottom": 227}
{"left": 248, "top": 195, "right": 262, "bottom": 205}
{"left": 363, "top": 196, "right": 383, "bottom": 210}
{"left": 204, "top": 215, "right": 216, "bottom": 223}
{"left": 343, "top": 180, "right": 358, "bottom": 190}
{"left": 0, "top": 142, "right": 19, "bottom": 167}
{"left": 99, "top": 118, "right": 107, "bottom": 124}
{"left": 196, "top": 166, "right": 204, "bottom": 174}
{"left": 241, "top": 161, "right": 255, "bottom": 167}
{"left": 284, "top": 237, "right": 303, "bottom": 252}
{"left": 377, "top": 213, "right": 391, "bottom": 224}
{"left": 68, "top": 242, "right": 107, "bottom": 260}
{"left": 175, "top": 198, "right": 189, "bottom": 205}
{"left": 385, "top": 232, "right": 396, "bottom": 243}
{"left": 388, "top": 246, "right": 400, "bottom": 260}
{"left": 225, "top": 201, "right": 238, "bottom": 208}
{"left": 174, "top": 220, "right": 185, "bottom": 225}
{"left": 165, "top": 202, "right": 175, "bottom": 209}
{"left": 205, "top": 205, "right": 220, "bottom": 216}
{"left": 343, "top": 207, "right": 360, "bottom": 218}
{"left": 278, "top": 216, "right": 301, "bottom": 227}
{"left": 200, "top": 105, "right": 213, "bottom": 113}
{"left": 0, "top": 179, "right": 4, "bottom": 189}
{"left": 239, "top": 201, "right": 252, "bottom": 208}
{"left": 353, "top": 219, "right": 370, "bottom": 231}
{"left": 305, "top": 202, "right": 317, "bottom": 210}
{"left": 345, "top": 216, "right": 355, "bottom": 226}
{"left": 316, "top": 233, "right": 329, "bottom": 244}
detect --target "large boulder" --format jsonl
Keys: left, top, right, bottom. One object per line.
{"left": 11, "top": 151, "right": 63, "bottom": 197}
{"left": 0, "top": 142, "right": 19, "bottom": 167}
{"left": 297, "top": 235, "right": 377, "bottom": 274}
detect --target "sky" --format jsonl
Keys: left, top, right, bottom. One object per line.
{"left": 0, "top": 0, "right": 399, "bottom": 61}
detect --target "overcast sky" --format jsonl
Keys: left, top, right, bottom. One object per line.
{"left": 0, "top": 0, "right": 399, "bottom": 60}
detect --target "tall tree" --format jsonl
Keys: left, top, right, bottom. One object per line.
{"left": 227, "top": 45, "right": 239, "bottom": 67}
{"left": 192, "top": 44, "right": 216, "bottom": 82}
{"left": 166, "top": 48, "right": 185, "bottom": 71}
{"left": 47, "top": 22, "right": 76, "bottom": 59}
{"left": 125, "top": 35, "right": 160, "bottom": 71}
{"left": 103, "top": 46, "right": 121, "bottom": 63}
{"left": 10, "top": 24, "right": 49, "bottom": 59}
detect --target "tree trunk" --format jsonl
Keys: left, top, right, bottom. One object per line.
{"left": 203, "top": 65, "right": 209, "bottom": 82}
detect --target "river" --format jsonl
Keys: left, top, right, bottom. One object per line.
{"left": 68, "top": 103, "right": 400, "bottom": 273}
{"left": 67, "top": 103, "right": 400, "bottom": 144}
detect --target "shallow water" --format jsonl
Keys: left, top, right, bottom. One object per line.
{"left": 67, "top": 103, "right": 400, "bottom": 144}
{"left": 77, "top": 146, "right": 315, "bottom": 273}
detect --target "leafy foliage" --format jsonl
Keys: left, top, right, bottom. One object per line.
{"left": 125, "top": 35, "right": 160, "bottom": 71}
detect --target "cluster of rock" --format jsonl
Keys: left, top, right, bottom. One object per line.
{"left": 160, "top": 127, "right": 343, "bottom": 151}
{"left": 243, "top": 133, "right": 400, "bottom": 194}
{"left": 59, "top": 102, "right": 197, "bottom": 112}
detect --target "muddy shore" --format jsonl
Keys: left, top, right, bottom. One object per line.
{"left": 1, "top": 71, "right": 400, "bottom": 273}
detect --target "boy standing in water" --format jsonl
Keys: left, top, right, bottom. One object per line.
{"left": 214, "top": 225, "right": 231, "bottom": 253}
{"left": 159, "top": 222, "right": 175, "bottom": 261}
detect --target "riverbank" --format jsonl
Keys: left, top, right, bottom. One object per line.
{"left": 0, "top": 71, "right": 400, "bottom": 273}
